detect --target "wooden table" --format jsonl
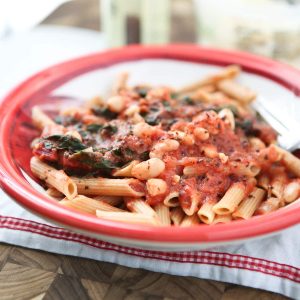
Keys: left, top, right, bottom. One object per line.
{"left": 0, "top": 1, "right": 292, "bottom": 299}
{"left": 0, "top": 243, "right": 289, "bottom": 299}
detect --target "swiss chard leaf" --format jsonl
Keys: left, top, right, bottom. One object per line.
{"left": 92, "top": 107, "right": 118, "bottom": 119}
{"left": 47, "top": 135, "right": 87, "bottom": 152}
{"left": 86, "top": 124, "right": 104, "bottom": 133}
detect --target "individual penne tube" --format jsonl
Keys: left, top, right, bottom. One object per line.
{"left": 96, "top": 210, "right": 160, "bottom": 225}
{"left": 46, "top": 187, "right": 64, "bottom": 199}
{"left": 270, "top": 174, "right": 286, "bottom": 199}
{"left": 177, "top": 65, "right": 240, "bottom": 94}
{"left": 213, "top": 183, "right": 246, "bottom": 215}
{"left": 32, "top": 106, "right": 57, "bottom": 130}
{"left": 112, "top": 72, "right": 129, "bottom": 95}
{"left": 255, "top": 197, "right": 281, "bottom": 215}
{"left": 30, "top": 157, "right": 77, "bottom": 200}
{"left": 126, "top": 198, "right": 157, "bottom": 218}
{"left": 112, "top": 160, "right": 140, "bottom": 177}
{"left": 72, "top": 177, "right": 145, "bottom": 197}
{"left": 170, "top": 207, "right": 185, "bottom": 225}
{"left": 197, "top": 200, "right": 217, "bottom": 224}
{"left": 182, "top": 192, "right": 201, "bottom": 216}
{"left": 217, "top": 79, "right": 256, "bottom": 104}
{"left": 60, "top": 195, "right": 123, "bottom": 215}
{"left": 274, "top": 146, "right": 300, "bottom": 177}
{"left": 180, "top": 214, "right": 200, "bottom": 227}
{"left": 232, "top": 187, "right": 266, "bottom": 220}
{"left": 163, "top": 191, "right": 179, "bottom": 207}
{"left": 212, "top": 214, "right": 232, "bottom": 224}
{"left": 154, "top": 203, "right": 171, "bottom": 225}
{"left": 93, "top": 196, "right": 123, "bottom": 206}
{"left": 230, "top": 161, "right": 261, "bottom": 177}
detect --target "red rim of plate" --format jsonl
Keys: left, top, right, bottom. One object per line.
{"left": 1, "top": 44, "right": 300, "bottom": 244}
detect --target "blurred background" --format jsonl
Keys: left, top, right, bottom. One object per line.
{"left": 1, "top": 0, "right": 300, "bottom": 97}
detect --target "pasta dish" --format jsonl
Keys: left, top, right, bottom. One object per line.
{"left": 30, "top": 65, "right": 300, "bottom": 226}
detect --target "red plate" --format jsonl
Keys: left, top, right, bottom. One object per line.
{"left": 1, "top": 45, "right": 300, "bottom": 248}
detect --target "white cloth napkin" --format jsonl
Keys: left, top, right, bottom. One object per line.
{"left": 1, "top": 25, "right": 300, "bottom": 299}
{"left": 1, "top": 187, "right": 300, "bottom": 299}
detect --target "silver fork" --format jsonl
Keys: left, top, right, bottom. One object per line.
{"left": 252, "top": 95, "right": 300, "bottom": 151}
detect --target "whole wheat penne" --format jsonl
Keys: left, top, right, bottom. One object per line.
{"left": 217, "top": 79, "right": 256, "bottom": 104}
{"left": 30, "top": 157, "right": 77, "bottom": 200}
{"left": 180, "top": 214, "right": 200, "bottom": 227}
{"left": 212, "top": 214, "right": 232, "bottom": 224}
{"left": 198, "top": 200, "right": 217, "bottom": 224}
{"left": 177, "top": 65, "right": 240, "bottom": 94}
{"left": 93, "top": 196, "right": 123, "bottom": 206}
{"left": 233, "top": 187, "right": 266, "bottom": 220}
{"left": 112, "top": 160, "right": 140, "bottom": 177}
{"left": 32, "top": 106, "right": 56, "bottom": 130}
{"left": 126, "top": 198, "right": 157, "bottom": 218}
{"left": 213, "top": 183, "right": 246, "bottom": 215}
{"left": 96, "top": 210, "right": 160, "bottom": 225}
{"left": 72, "top": 177, "right": 145, "bottom": 197}
{"left": 154, "top": 203, "right": 171, "bottom": 225}
{"left": 60, "top": 195, "right": 123, "bottom": 214}
{"left": 170, "top": 207, "right": 185, "bottom": 225}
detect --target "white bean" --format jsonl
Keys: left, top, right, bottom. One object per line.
{"left": 107, "top": 96, "right": 126, "bottom": 113}
{"left": 284, "top": 182, "right": 300, "bottom": 203}
{"left": 146, "top": 179, "right": 167, "bottom": 196}
{"left": 150, "top": 139, "right": 179, "bottom": 158}
{"left": 133, "top": 122, "right": 155, "bottom": 138}
{"left": 193, "top": 127, "right": 209, "bottom": 141}
{"left": 132, "top": 158, "right": 165, "bottom": 180}
{"left": 218, "top": 108, "right": 235, "bottom": 130}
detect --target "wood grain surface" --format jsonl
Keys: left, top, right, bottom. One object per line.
{"left": 0, "top": 243, "right": 290, "bottom": 300}
{"left": 1, "top": 1, "right": 292, "bottom": 299}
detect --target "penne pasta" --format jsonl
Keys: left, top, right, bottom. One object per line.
{"left": 213, "top": 183, "right": 246, "bottom": 215}
{"left": 112, "top": 160, "right": 140, "bottom": 177}
{"left": 170, "top": 207, "right": 185, "bottom": 225}
{"left": 126, "top": 198, "right": 157, "bottom": 218}
{"left": 275, "top": 146, "right": 300, "bottom": 177}
{"left": 46, "top": 187, "right": 64, "bottom": 199}
{"left": 182, "top": 192, "right": 201, "bottom": 216}
{"left": 72, "top": 177, "right": 145, "bottom": 197}
{"left": 30, "top": 157, "right": 77, "bottom": 200}
{"left": 217, "top": 79, "right": 256, "bottom": 104}
{"left": 177, "top": 65, "right": 240, "bottom": 94}
{"left": 96, "top": 210, "right": 160, "bottom": 225}
{"left": 163, "top": 191, "right": 180, "bottom": 207}
{"left": 180, "top": 214, "right": 200, "bottom": 227}
{"left": 111, "top": 72, "right": 129, "bottom": 95}
{"left": 32, "top": 106, "right": 56, "bottom": 130}
{"left": 255, "top": 197, "right": 281, "bottom": 215}
{"left": 212, "top": 214, "right": 232, "bottom": 224}
{"left": 60, "top": 195, "right": 123, "bottom": 215}
{"left": 93, "top": 196, "right": 123, "bottom": 207}
{"left": 154, "top": 203, "right": 171, "bottom": 225}
{"left": 232, "top": 187, "right": 266, "bottom": 220}
{"left": 198, "top": 200, "right": 217, "bottom": 224}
